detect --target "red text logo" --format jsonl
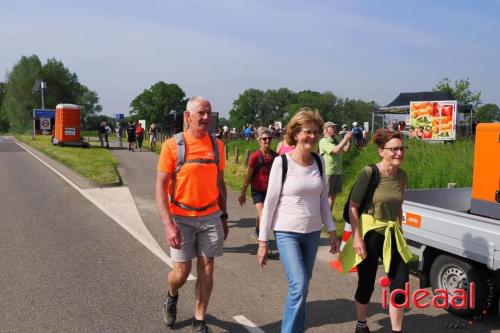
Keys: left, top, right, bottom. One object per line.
{"left": 379, "top": 277, "right": 475, "bottom": 309}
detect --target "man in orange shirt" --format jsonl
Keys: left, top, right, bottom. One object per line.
{"left": 156, "top": 96, "right": 227, "bottom": 333}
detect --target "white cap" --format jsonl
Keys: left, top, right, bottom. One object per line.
{"left": 352, "top": 122, "right": 358, "bottom": 127}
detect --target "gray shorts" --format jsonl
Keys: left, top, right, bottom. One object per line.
{"left": 326, "top": 174, "right": 344, "bottom": 195}
{"left": 170, "top": 210, "right": 224, "bottom": 262}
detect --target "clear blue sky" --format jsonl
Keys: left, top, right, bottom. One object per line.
{"left": 1, "top": 0, "right": 499, "bottom": 117}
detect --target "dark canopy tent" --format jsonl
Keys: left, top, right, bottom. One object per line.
{"left": 372, "top": 91, "right": 474, "bottom": 135}
{"left": 380, "top": 91, "right": 455, "bottom": 112}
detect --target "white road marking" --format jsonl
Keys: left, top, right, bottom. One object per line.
{"left": 16, "top": 140, "right": 195, "bottom": 280}
{"left": 233, "top": 315, "right": 266, "bottom": 333}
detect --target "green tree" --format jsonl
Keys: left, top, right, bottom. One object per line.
{"left": 229, "top": 89, "right": 266, "bottom": 129}
{"left": 3, "top": 55, "right": 102, "bottom": 132}
{"left": 263, "top": 88, "right": 296, "bottom": 124}
{"left": 77, "top": 85, "right": 102, "bottom": 129}
{"left": 0, "top": 82, "right": 9, "bottom": 132}
{"left": 130, "top": 81, "right": 186, "bottom": 127}
{"left": 40, "top": 58, "right": 102, "bottom": 128}
{"left": 475, "top": 103, "right": 499, "bottom": 123}
{"left": 219, "top": 117, "right": 230, "bottom": 128}
{"left": 433, "top": 77, "right": 482, "bottom": 106}
{"left": 336, "top": 98, "right": 378, "bottom": 127}
{"left": 2, "top": 55, "right": 42, "bottom": 131}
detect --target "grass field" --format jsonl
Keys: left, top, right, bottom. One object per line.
{"left": 17, "top": 135, "right": 120, "bottom": 185}
{"left": 223, "top": 138, "right": 475, "bottom": 224}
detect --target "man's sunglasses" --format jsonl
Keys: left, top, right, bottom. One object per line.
{"left": 261, "top": 137, "right": 272, "bottom": 142}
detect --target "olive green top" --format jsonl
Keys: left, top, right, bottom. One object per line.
{"left": 350, "top": 165, "right": 407, "bottom": 222}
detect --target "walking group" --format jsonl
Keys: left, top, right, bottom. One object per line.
{"left": 155, "top": 96, "right": 412, "bottom": 333}
{"left": 111, "top": 120, "right": 158, "bottom": 152}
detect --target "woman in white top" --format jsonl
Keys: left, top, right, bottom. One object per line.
{"left": 258, "top": 108, "right": 340, "bottom": 333}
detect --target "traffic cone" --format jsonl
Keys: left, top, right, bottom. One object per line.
{"left": 330, "top": 222, "right": 358, "bottom": 273}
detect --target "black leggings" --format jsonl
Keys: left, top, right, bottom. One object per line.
{"left": 355, "top": 230, "right": 409, "bottom": 305}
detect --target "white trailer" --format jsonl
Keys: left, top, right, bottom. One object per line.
{"left": 401, "top": 123, "right": 500, "bottom": 317}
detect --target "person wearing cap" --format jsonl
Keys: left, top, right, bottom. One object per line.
{"left": 319, "top": 121, "right": 352, "bottom": 211}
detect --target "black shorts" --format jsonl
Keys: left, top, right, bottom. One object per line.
{"left": 251, "top": 190, "right": 266, "bottom": 204}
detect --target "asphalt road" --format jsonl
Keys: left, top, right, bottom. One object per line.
{"left": 1, "top": 135, "right": 499, "bottom": 333}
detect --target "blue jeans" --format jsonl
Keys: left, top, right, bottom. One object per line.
{"left": 275, "top": 230, "right": 321, "bottom": 333}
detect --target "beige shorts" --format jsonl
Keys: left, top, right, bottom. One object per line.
{"left": 170, "top": 210, "right": 224, "bottom": 262}
{"left": 326, "top": 174, "right": 344, "bottom": 195}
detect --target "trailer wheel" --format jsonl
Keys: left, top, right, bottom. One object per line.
{"left": 430, "top": 254, "right": 490, "bottom": 317}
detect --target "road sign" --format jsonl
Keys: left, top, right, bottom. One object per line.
{"left": 114, "top": 113, "right": 124, "bottom": 120}
{"left": 40, "top": 117, "right": 51, "bottom": 130}
{"left": 33, "top": 109, "right": 55, "bottom": 118}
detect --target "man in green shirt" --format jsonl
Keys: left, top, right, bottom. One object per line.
{"left": 319, "top": 121, "right": 353, "bottom": 211}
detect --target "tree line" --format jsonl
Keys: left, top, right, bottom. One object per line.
{"left": 0, "top": 55, "right": 102, "bottom": 132}
{"left": 1, "top": 55, "right": 498, "bottom": 134}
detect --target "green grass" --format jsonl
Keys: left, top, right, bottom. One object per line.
{"left": 221, "top": 138, "right": 474, "bottom": 230}
{"left": 17, "top": 135, "right": 120, "bottom": 185}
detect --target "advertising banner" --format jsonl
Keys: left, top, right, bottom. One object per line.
{"left": 410, "top": 100, "right": 457, "bottom": 140}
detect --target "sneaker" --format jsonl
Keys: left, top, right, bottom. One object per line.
{"left": 162, "top": 292, "right": 178, "bottom": 328}
{"left": 192, "top": 320, "right": 213, "bottom": 333}
{"left": 355, "top": 325, "right": 371, "bottom": 333}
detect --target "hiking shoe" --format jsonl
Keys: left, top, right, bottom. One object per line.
{"left": 192, "top": 320, "right": 213, "bottom": 333}
{"left": 162, "top": 292, "right": 178, "bottom": 328}
{"left": 355, "top": 325, "right": 371, "bottom": 333}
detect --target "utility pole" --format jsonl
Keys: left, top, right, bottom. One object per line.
{"left": 41, "top": 81, "right": 46, "bottom": 109}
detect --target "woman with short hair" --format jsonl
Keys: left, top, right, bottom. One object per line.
{"left": 258, "top": 108, "right": 339, "bottom": 333}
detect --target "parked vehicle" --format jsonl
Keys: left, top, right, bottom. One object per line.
{"left": 402, "top": 123, "right": 500, "bottom": 317}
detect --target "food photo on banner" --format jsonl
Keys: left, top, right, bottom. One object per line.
{"left": 410, "top": 100, "right": 457, "bottom": 140}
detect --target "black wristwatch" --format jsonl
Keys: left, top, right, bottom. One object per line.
{"left": 220, "top": 213, "right": 228, "bottom": 219}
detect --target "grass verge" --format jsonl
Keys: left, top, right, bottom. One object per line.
{"left": 17, "top": 135, "right": 120, "bottom": 185}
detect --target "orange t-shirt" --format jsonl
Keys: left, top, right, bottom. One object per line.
{"left": 157, "top": 131, "right": 225, "bottom": 217}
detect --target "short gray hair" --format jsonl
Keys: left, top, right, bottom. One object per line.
{"left": 256, "top": 127, "right": 271, "bottom": 140}
{"left": 186, "top": 96, "right": 211, "bottom": 114}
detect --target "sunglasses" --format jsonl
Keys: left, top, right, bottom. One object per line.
{"left": 382, "top": 146, "right": 407, "bottom": 153}
{"left": 261, "top": 137, "right": 272, "bottom": 142}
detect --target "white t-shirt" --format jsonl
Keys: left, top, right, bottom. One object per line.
{"left": 258, "top": 153, "right": 335, "bottom": 241}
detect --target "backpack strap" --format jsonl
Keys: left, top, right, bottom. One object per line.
{"left": 281, "top": 154, "right": 288, "bottom": 186}
{"left": 208, "top": 133, "right": 220, "bottom": 169}
{"left": 364, "top": 163, "right": 380, "bottom": 207}
{"left": 280, "top": 152, "right": 322, "bottom": 187}
{"left": 170, "top": 133, "right": 186, "bottom": 204}
{"left": 343, "top": 164, "right": 380, "bottom": 223}
{"left": 210, "top": 133, "right": 226, "bottom": 204}
{"left": 311, "top": 152, "right": 323, "bottom": 179}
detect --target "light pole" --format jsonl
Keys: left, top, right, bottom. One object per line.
{"left": 41, "top": 81, "right": 46, "bottom": 109}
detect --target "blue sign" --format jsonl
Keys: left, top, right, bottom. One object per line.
{"left": 33, "top": 109, "right": 55, "bottom": 118}
{"left": 114, "top": 113, "right": 125, "bottom": 120}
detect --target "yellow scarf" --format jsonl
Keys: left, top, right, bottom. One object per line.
{"left": 340, "top": 214, "right": 414, "bottom": 273}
